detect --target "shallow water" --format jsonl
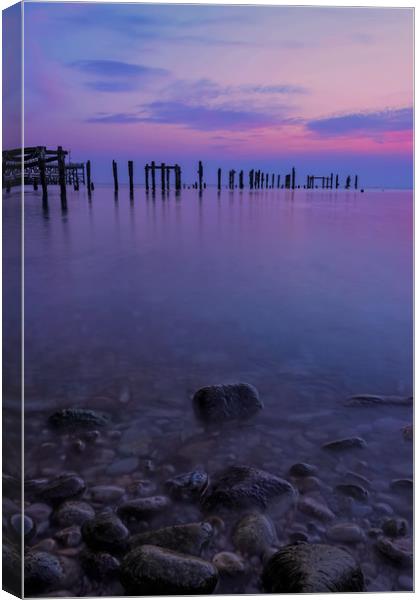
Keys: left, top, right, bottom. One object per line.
{"left": 4, "top": 185, "right": 414, "bottom": 594}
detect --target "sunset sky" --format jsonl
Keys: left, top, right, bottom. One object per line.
{"left": 18, "top": 3, "right": 415, "bottom": 186}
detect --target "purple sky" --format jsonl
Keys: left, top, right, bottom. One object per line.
{"left": 15, "top": 3, "right": 415, "bottom": 186}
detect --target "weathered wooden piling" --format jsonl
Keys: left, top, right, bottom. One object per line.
{"left": 166, "top": 167, "right": 170, "bottom": 190}
{"left": 271, "top": 174, "right": 274, "bottom": 188}
{"left": 145, "top": 164, "right": 150, "bottom": 192}
{"left": 175, "top": 164, "right": 182, "bottom": 190}
{"left": 292, "top": 167, "right": 296, "bottom": 190}
{"left": 335, "top": 174, "right": 339, "bottom": 188}
{"left": 198, "top": 161, "right": 203, "bottom": 191}
{"left": 239, "top": 170, "right": 244, "bottom": 189}
{"left": 345, "top": 175, "right": 351, "bottom": 189}
{"left": 151, "top": 161, "right": 156, "bottom": 192}
{"left": 217, "top": 168, "right": 222, "bottom": 191}
{"left": 355, "top": 175, "right": 358, "bottom": 189}
{"left": 112, "top": 160, "right": 119, "bottom": 193}
{"left": 86, "top": 160, "right": 92, "bottom": 196}
{"left": 57, "top": 146, "right": 67, "bottom": 202}
{"left": 277, "top": 175, "right": 280, "bottom": 188}
{"left": 128, "top": 160, "right": 134, "bottom": 195}
{"left": 161, "top": 163, "right": 166, "bottom": 192}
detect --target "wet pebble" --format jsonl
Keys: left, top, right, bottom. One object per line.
{"left": 232, "top": 513, "right": 277, "bottom": 556}
{"left": 117, "top": 496, "right": 171, "bottom": 521}
{"left": 193, "top": 382, "right": 263, "bottom": 425}
{"left": 106, "top": 457, "right": 138, "bottom": 476}
{"left": 212, "top": 551, "right": 246, "bottom": 576}
{"left": 38, "top": 474, "right": 86, "bottom": 504}
{"left": 80, "top": 549, "right": 120, "bottom": 580}
{"left": 130, "top": 521, "right": 213, "bottom": 556}
{"left": 298, "top": 497, "right": 335, "bottom": 522}
{"left": 55, "top": 526, "right": 82, "bottom": 547}
{"left": 397, "top": 575, "right": 413, "bottom": 591}
{"left": 381, "top": 517, "right": 408, "bottom": 538}
{"left": 165, "top": 470, "right": 209, "bottom": 500}
{"left": 202, "top": 465, "right": 296, "bottom": 512}
{"left": 322, "top": 437, "right": 367, "bottom": 451}
{"left": 24, "top": 551, "right": 64, "bottom": 595}
{"left": 48, "top": 408, "right": 110, "bottom": 430}
{"left": 326, "top": 523, "right": 365, "bottom": 543}
{"left": 376, "top": 536, "right": 413, "bottom": 566}
{"left": 10, "top": 514, "right": 35, "bottom": 540}
{"left": 262, "top": 543, "right": 364, "bottom": 592}
{"left": 82, "top": 513, "right": 129, "bottom": 553}
{"left": 120, "top": 544, "right": 219, "bottom": 595}
{"left": 53, "top": 500, "right": 95, "bottom": 528}
{"left": 89, "top": 485, "right": 125, "bottom": 504}
{"left": 289, "top": 462, "right": 318, "bottom": 477}
{"left": 335, "top": 483, "right": 369, "bottom": 502}
{"left": 390, "top": 479, "right": 413, "bottom": 493}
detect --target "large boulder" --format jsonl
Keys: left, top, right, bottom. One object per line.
{"left": 130, "top": 522, "right": 213, "bottom": 556}
{"left": 82, "top": 513, "right": 129, "bottom": 553}
{"left": 262, "top": 544, "right": 364, "bottom": 593}
{"left": 120, "top": 544, "right": 219, "bottom": 595}
{"left": 202, "top": 465, "right": 296, "bottom": 512}
{"left": 193, "top": 383, "right": 263, "bottom": 425}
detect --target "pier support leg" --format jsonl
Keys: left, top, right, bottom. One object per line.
{"left": 112, "top": 160, "right": 119, "bottom": 194}
{"left": 128, "top": 160, "right": 134, "bottom": 196}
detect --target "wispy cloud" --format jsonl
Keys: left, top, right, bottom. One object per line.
{"left": 70, "top": 59, "right": 169, "bottom": 78}
{"left": 307, "top": 107, "right": 413, "bottom": 136}
{"left": 87, "top": 101, "right": 288, "bottom": 131}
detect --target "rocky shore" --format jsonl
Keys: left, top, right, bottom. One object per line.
{"left": 3, "top": 383, "right": 413, "bottom": 595}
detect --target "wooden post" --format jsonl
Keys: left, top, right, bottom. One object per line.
{"left": 175, "top": 165, "right": 181, "bottom": 190}
{"left": 292, "top": 167, "right": 296, "bottom": 190}
{"left": 285, "top": 174, "right": 291, "bottom": 189}
{"left": 161, "top": 163, "right": 166, "bottom": 192}
{"left": 355, "top": 175, "right": 358, "bottom": 189}
{"left": 249, "top": 170, "right": 254, "bottom": 189}
{"left": 345, "top": 175, "right": 351, "bottom": 189}
{"left": 239, "top": 170, "right": 244, "bottom": 189}
{"left": 128, "top": 160, "right": 134, "bottom": 195}
{"left": 271, "top": 174, "right": 274, "bottom": 188}
{"left": 112, "top": 160, "right": 118, "bottom": 193}
{"left": 166, "top": 167, "right": 170, "bottom": 190}
{"left": 335, "top": 174, "right": 339, "bottom": 188}
{"left": 86, "top": 160, "right": 92, "bottom": 196}
{"left": 145, "top": 164, "right": 150, "bottom": 192}
{"left": 217, "top": 168, "right": 222, "bottom": 191}
{"left": 151, "top": 161, "right": 156, "bottom": 192}
{"left": 33, "top": 178, "right": 38, "bottom": 191}
{"left": 277, "top": 175, "right": 280, "bottom": 188}
{"left": 57, "top": 146, "right": 67, "bottom": 202}
{"left": 198, "top": 161, "right": 203, "bottom": 191}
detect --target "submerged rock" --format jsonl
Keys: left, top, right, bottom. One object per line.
{"left": 165, "top": 470, "right": 209, "bottom": 501}
{"left": 38, "top": 474, "right": 86, "bottom": 505}
{"left": 48, "top": 408, "right": 110, "bottom": 430}
{"left": 130, "top": 522, "right": 213, "bottom": 556}
{"left": 202, "top": 465, "right": 296, "bottom": 512}
{"left": 262, "top": 543, "right": 364, "bottom": 592}
{"left": 82, "top": 513, "right": 129, "bottom": 553}
{"left": 390, "top": 479, "right": 413, "bottom": 493}
{"left": 345, "top": 394, "right": 412, "bottom": 407}
{"left": 381, "top": 517, "right": 408, "bottom": 538}
{"left": 53, "top": 501, "right": 95, "bottom": 528}
{"left": 232, "top": 513, "right": 277, "bottom": 556}
{"left": 193, "top": 383, "right": 263, "bottom": 425}
{"left": 323, "top": 437, "right": 367, "bottom": 452}
{"left": 24, "top": 551, "right": 64, "bottom": 595}
{"left": 120, "top": 544, "right": 219, "bottom": 595}
{"left": 89, "top": 486, "right": 125, "bottom": 504}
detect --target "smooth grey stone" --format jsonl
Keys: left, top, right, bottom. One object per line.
{"left": 212, "top": 552, "right": 246, "bottom": 576}
{"left": 54, "top": 526, "right": 82, "bottom": 547}
{"left": 89, "top": 486, "right": 125, "bottom": 503}
{"left": 24, "top": 551, "right": 64, "bottom": 595}
{"left": 345, "top": 394, "right": 412, "bottom": 407}
{"left": 390, "top": 479, "right": 413, "bottom": 493}
{"left": 262, "top": 544, "right": 364, "bottom": 592}
{"left": 323, "top": 437, "right": 367, "bottom": 451}
{"left": 232, "top": 513, "right": 277, "bottom": 556}
{"left": 53, "top": 501, "right": 95, "bottom": 527}
{"left": 10, "top": 514, "right": 35, "bottom": 540}
{"left": 106, "top": 457, "right": 138, "bottom": 476}
{"left": 48, "top": 408, "right": 110, "bottom": 430}
{"left": 82, "top": 513, "right": 129, "bottom": 553}
{"left": 202, "top": 465, "right": 296, "bottom": 512}
{"left": 130, "top": 521, "right": 212, "bottom": 556}
{"left": 193, "top": 383, "right": 263, "bottom": 425}
{"left": 120, "top": 544, "right": 219, "bottom": 595}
